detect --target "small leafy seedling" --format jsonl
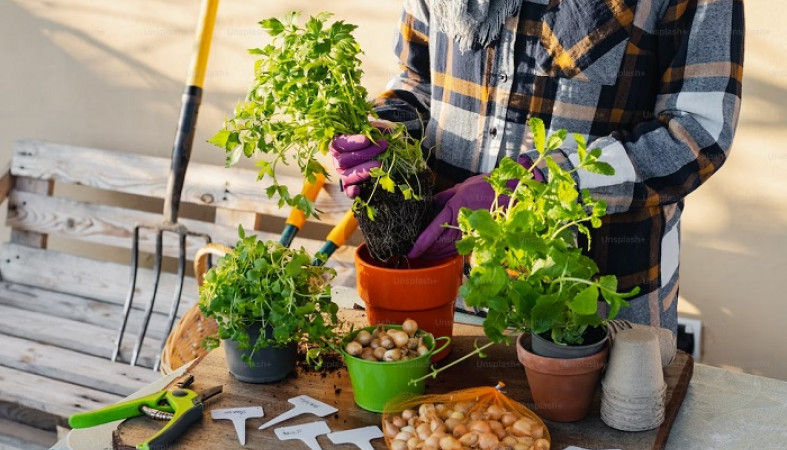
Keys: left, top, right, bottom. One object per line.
{"left": 199, "top": 225, "right": 341, "bottom": 368}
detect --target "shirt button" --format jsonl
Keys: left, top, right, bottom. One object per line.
{"left": 499, "top": 73, "right": 508, "bottom": 82}
{"left": 489, "top": 127, "right": 498, "bottom": 137}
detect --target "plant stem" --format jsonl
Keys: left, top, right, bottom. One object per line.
{"left": 408, "top": 340, "right": 499, "bottom": 385}
{"left": 549, "top": 216, "right": 593, "bottom": 241}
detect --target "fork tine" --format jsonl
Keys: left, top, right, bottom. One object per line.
{"left": 112, "top": 226, "right": 141, "bottom": 362}
{"left": 131, "top": 229, "right": 165, "bottom": 367}
{"left": 154, "top": 231, "right": 188, "bottom": 372}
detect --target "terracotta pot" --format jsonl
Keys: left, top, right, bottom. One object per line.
{"left": 516, "top": 333, "right": 609, "bottom": 422}
{"left": 354, "top": 243, "right": 463, "bottom": 361}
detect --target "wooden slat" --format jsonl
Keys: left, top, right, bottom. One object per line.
{"left": 0, "top": 242, "right": 198, "bottom": 314}
{"left": 8, "top": 190, "right": 240, "bottom": 260}
{"left": 8, "top": 177, "right": 52, "bottom": 248}
{"left": 0, "top": 305, "right": 159, "bottom": 368}
{"left": 0, "top": 401, "right": 59, "bottom": 431}
{"left": 0, "top": 334, "right": 159, "bottom": 397}
{"left": 0, "top": 365, "right": 122, "bottom": 420}
{"left": 11, "top": 140, "right": 352, "bottom": 222}
{"left": 214, "top": 208, "right": 261, "bottom": 232}
{"left": 0, "top": 164, "right": 10, "bottom": 204}
{"left": 0, "top": 282, "right": 171, "bottom": 340}
{"left": 0, "top": 418, "right": 56, "bottom": 450}
{"left": 5, "top": 192, "right": 357, "bottom": 270}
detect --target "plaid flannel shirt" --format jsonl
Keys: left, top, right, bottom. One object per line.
{"left": 374, "top": 0, "right": 744, "bottom": 332}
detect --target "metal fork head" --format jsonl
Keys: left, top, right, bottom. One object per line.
{"left": 112, "top": 222, "right": 210, "bottom": 369}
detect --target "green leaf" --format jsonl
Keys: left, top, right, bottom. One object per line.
{"left": 455, "top": 236, "right": 476, "bottom": 255}
{"left": 208, "top": 130, "right": 232, "bottom": 148}
{"left": 369, "top": 167, "right": 386, "bottom": 177}
{"left": 569, "top": 285, "right": 599, "bottom": 315}
{"left": 584, "top": 161, "right": 615, "bottom": 176}
{"left": 530, "top": 294, "right": 562, "bottom": 334}
{"left": 399, "top": 184, "right": 413, "bottom": 200}
{"left": 226, "top": 145, "right": 243, "bottom": 167}
{"left": 529, "top": 117, "right": 546, "bottom": 154}
{"left": 467, "top": 209, "right": 498, "bottom": 238}
{"left": 573, "top": 133, "right": 587, "bottom": 151}
{"left": 260, "top": 18, "right": 285, "bottom": 35}
{"left": 379, "top": 175, "right": 395, "bottom": 192}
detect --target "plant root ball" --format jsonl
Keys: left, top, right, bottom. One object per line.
{"left": 355, "top": 170, "right": 434, "bottom": 262}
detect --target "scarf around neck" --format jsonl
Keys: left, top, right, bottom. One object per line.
{"left": 433, "top": 0, "right": 522, "bottom": 52}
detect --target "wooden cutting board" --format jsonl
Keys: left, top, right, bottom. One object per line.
{"left": 115, "top": 311, "right": 693, "bottom": 449}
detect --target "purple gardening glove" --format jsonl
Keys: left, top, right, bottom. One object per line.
{"left": 407, "top": 156, "right": 544, "bottom": 261}
{"left": 329, "top": 122, "right": 393, "bottom": 198}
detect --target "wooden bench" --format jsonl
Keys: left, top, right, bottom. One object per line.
{"left": 0, "top": 140, "right": 355, "bottom": 448}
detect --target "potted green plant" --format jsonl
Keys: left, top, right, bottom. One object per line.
{"left": 413, "top": 118, "right": 639, "bottom": 421}
{"left": 209, "top": 12, "right": 432, "bottom": 261}
{"left": 199, "top": 225, "right": 340, "bottom": 383}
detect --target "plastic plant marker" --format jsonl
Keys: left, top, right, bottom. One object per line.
{"left": 327, "top": 426, "right": 383, "bottom": 450}
{"left": 210, "top": 406, "right": 264, "bottom": 446}
{"left": 274, "top": 421, "right": 331, "bottom": 450}
{"left": 257, "top": 395, "right": 338, "bottom": 430}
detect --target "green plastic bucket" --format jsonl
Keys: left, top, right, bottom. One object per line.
{"left": 341, "top": 325, "right": 451, "bottom": 412}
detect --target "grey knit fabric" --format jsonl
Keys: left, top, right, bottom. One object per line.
{"left": 433, "top": 0, "right": 521, "bottom": 51}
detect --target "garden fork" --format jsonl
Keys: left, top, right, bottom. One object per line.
{"left": 111, "top": 0, "right": 219, "bottom": 370}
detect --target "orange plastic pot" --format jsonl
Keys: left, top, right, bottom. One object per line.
{"left": 354, "top": 243, "right": 463, "bottom": 361}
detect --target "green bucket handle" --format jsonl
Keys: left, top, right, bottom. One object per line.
{"left": 428, "top": 336, "right": 451, "bottom": 358}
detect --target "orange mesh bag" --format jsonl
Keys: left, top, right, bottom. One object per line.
{"left": 382, "top": 383, "right": 550, "bottom": 450}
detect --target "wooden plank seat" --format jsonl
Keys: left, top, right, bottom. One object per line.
{"left": 0, "top": 140, "right": 356, "bottom": 446}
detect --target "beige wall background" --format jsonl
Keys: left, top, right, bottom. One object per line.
{"left": 1, "top": 1, "right": 785, "bottom": 379}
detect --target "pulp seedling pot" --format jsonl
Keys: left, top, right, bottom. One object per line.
{"left": 340, "top": 325, "right": 451, "bottom": 412}
{"left": 354, "top": 243, "right": 463, "bottom": 361}
{"left": 222, "top": 323, "right": 297, "bottom": 384}
{"left": 516, "top": 333, "right": 609, "bottom": 422}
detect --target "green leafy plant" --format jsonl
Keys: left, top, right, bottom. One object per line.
{"left": 199, "top": 225, "right": 340, "bottom": 368}
{"left": 411, "top": 118, "right": 639, "bottom": 383}
{"left": 209, "top": 12, "right": 429, "bottom": 220}
{"left": 457, "top": 117, "right": 639, "bottom": 347}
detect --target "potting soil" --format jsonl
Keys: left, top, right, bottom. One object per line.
{"left": 354, "top": 170, "right": 434, "bottom": 262}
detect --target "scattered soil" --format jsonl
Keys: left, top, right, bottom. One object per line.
{"left": 296, "top": 344, "right": 345, "bottom": 374}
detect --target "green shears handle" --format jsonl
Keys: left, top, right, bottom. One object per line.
{"left": 68, "top": 388, "right": 203, "bottom": 450}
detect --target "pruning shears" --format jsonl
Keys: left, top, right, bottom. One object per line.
{"left": 68, "top": 374, "right": 222, "bottom": 450}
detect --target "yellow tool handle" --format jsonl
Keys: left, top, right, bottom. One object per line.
{"left": 285, "top": 173, "right": 327, "bottom": 229}
{"left": 187, "top": 0, "right": 220, "bottom": 88}
{"left": 312, "top": 209, "right": 358, "bottom": 266}
{"left": 326, "top": 209, "right": 358, "bottom": 247}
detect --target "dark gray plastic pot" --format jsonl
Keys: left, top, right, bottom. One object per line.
{"left": 531, "top": 327, "right": 608, "bottom": 359}
{"left": 222, "top": 323, "right": 297, "bottom": 383}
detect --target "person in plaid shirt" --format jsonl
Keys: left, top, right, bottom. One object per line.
{"left": 330, "top": 0, "right": 744, "bottom": 333}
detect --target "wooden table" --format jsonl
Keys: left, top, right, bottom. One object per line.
{"left": 116, "top": 311, "right": 692, "bottom": 449}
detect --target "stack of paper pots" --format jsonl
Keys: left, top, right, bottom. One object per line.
{"left": 600, "top": 327, "right": 666, "bottom": 431}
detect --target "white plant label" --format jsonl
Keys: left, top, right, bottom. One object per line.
{"left": 258, "top": 395, "right": 337, "bottom": 430}
{"left": 327, "top": 425, "right": 383, "bottom": 450}
{"left": 274, "top": 421, "right": 331, "bottom": 450}
{"left": 211, "top": 406, "right": 264, "bottom": 446}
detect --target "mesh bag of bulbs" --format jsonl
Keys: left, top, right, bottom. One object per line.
{"left": 382, "top": 383, "right": 550, "bottom": 450}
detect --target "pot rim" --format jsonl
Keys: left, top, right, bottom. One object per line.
{"left": 339, "top": 325, "right": 451, "bottom": 366}
{"left": 354, "top": 243, "right": 463, "bottom": 275}
{"left": 517, "top": 333, "right": 609, "bottom": 375}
